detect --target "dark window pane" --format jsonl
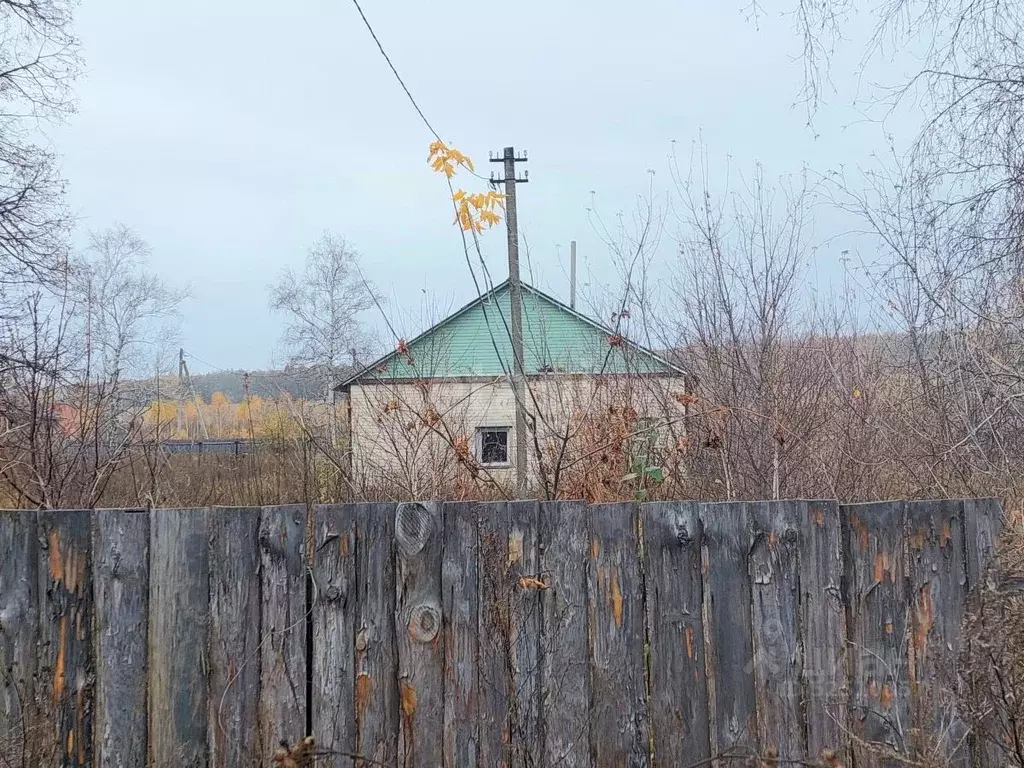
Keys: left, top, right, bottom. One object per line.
{"left": 481, "top": 429, "right": 509, "bottom": 464}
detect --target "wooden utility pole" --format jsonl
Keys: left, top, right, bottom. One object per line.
{"left": 491, "top": 146, "right": 529, "bottom": 496}
{"left": 177, "top": 347, "right": 186, "bottom": 436}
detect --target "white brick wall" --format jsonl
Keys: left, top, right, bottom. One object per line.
{"left": 348, "top": 374, "right": 687, "bottom": 496}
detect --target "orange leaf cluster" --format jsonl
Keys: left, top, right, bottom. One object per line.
{"left": 427, "top": 140, "right": 473, "bottom": 178}
{"left": 453, "top": 189, "right": 505, "bottom": 233}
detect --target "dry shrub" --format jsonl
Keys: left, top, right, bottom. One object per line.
{"left": 960, "top": 514, "right": 1024, "bottom": 766}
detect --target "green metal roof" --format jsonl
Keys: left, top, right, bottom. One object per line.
{"left": 339, "top": 280, "right": 683, "bottom": 387}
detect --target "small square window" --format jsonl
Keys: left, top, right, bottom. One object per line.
{"left": 477, "top": 427, "right": 510, "bottom": 466}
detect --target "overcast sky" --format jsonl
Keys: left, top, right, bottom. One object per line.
{"left": 53, "top": 0, "right": 919, "bottom": 373}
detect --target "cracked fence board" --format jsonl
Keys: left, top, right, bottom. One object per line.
{"left": 588, "top": 502, "right": 649, "bottom": 766}
{"left": 750, "top": 501, "right": 803, "bottom": 764}
{"left": 700, "top": 502, "right": 758, "bottom": 760}
{"left": 209, "top": 507, "right": 262, "bottom": 768}
{"left": 906, "top": 500, "right": 970, "bottom": 768}
{"left": 842, "top": 501, "right": 911, "bottom": 768}
{"left": 150, "top": 507, "right": 210, "bottom": 768}
{"left": 354, "top": 503, "right": 397, "bottom": 766}
{"left": 642, "top": 501, "right": 710, "bottom": 766}
{"left": 508, "top": 500, "right": 541, "bottom": 768}
{"left": 94, "top": 509, "right": 149, "bottom": 768}
{"left": 798, "top": 500, "right": 847, "bottom": 760}
{"left": 0, "top": 511, "right": 39, "bottom": 768}
{"left": 395, "top": 502, "right": 443, "bottom": 768}
{"left": 962, "top": 498, "right": 1002, "bottom": 593}
{"left": 311, "top": 504, "right": 357, "bottom": 767}
{"left": 477, "top": 502, "right": 510, "bottom": 768}
{"left": 442, "top": 502, "right": 479, "bottom": 767}
{"left": 961, "top": 497, "right": 1003, "bottom": 768}
{"left": 259, "top": 505, "right": 308, "bottom": 752}
{"left": 37, "top": 510, "right": 94, "bottom": 767}
{"left": 540, "top": 501, "right": 590, "bottom": 768}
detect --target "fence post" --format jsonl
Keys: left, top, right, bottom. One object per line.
{"left": 394, "top": 501, "right": 443, "bottom": 768}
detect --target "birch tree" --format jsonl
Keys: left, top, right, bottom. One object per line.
{"left": 269, "top": 232, "right": 376, "bottom": 444}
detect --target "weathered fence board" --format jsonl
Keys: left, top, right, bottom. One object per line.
{"left": 798, "top": 500, "right": 847, "bottom": 760}
{"left": 0, "top": 498, "right": 1008, "bottom": 767}
{"left": 642, "top": 501, "right": 710, "bottom": 766}
{"left": 209, "top": 506, "right": 261, "bottom": 768}
{"left": 844, "top": 501, "right": 911, "bottom": 768}
{"left": 964, "top": 497, "right": 1002, "bottom": 591}
{"left": 907, "top": 500, "right": 970, "bottom": 767}
{"left": 540, "top": 501, "right": 590, "bottom": 767}
{"left": 37, "top": 510, "right": 93, "bottom": 767}
{"left": 442, "top": 502, "right": 479, "bottom": 767}
{"left": 0, "top": 510, "right": 39, "bottom": 768}
{"left": 588, "top": 502, "right": 648, "bottom": 766}
{"left": 259, "top": 505, "right": 308, "bottom": 753}
{"left": 394, "top": 501, "right": 443, "bottom": 768}
{"left": 477, "top": 501, "right": 510, "bottom": 768}
{"left": 354, "top": 502, "right": 397, "bottom": 766}
{"left": 311, "top": 504, "right": 357, "bottom": 767}
{"left": 508, "top": 500, "right": 541, "bottom": 767}
{"left": 701, "top": 501, "right": 758, "bottom": 758}
{"left": 962, "top": 497, "right": 1005, "bottom": 768}
{"left": 149, "top": 507, "right": 210, "bottom": 768}
{"left": 750, "top": 500, "right": 803, "bottom": 763}
{"left": 93, "top": 509, "right": 149, "bottom": 768}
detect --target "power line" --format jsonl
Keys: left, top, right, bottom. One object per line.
{"left": 346, "top": 0, "right": 493, "bottom": 183}
{"left": 348, "top": 0, "right": 442, "bottom": 142}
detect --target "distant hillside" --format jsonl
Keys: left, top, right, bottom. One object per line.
{"left": 186, "top": 366, "right": 356, "bottom": 402}
{"left": 121, "top": 365, "right": 357, "bottom": 405}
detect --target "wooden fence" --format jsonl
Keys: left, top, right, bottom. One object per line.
{"left": 0, "top": 499, "right": 1004, "bottom": 767}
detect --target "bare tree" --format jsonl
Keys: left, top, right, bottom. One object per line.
{"left": 0, "top": 225, "right": 184, "bottom": 508}
{"left": 667, "top": 146, "right": 833, "bottom": 500}
{"left": 0, "top": 0, "right": 79, "bottom": 311}
{"left": 270, "top": 232, "right": 377, "bottom": 444}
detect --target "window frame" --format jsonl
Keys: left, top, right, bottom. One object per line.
{"left": 476, "top": 426, "right": 512, "bottom": 467}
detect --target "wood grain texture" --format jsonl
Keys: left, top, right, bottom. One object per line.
{"left": 798, "top": 500, "right": 847, "bottom": 760}
{"left": 700, "top": 502, "right": 758, "bottom": 759}
{"left": 37, "top": 510, "right": 93, "bottom": 767}
{"left": 209, "top": 507, "right": 262, "bottom": 768}
{"left": 843, "top": 501, "right": 910, "bottom": 768}
{"left": 477, "top": 501, "right": 510, "bottom": 768}
{"left": 149, "top": 507, "right": 210, "bottom": 768}
{"left": 0, "top": 510, "right": 39, "bottom": 768}
{"left": 642, "top": 501, "right": 710, "bottom": 767}
{"left": 259, "top": 505, "right": 308, "bottom": 752}
{"left": 588, "top": 502, "right": 649, "bottom": 766}
{"left": 93, "top": 509, "right": 149, "bottom": 768}
{"left": 354, "top": 503, "right": 397, "bottom": 766}
{"left": 906, "top": 500, "right": 970, "bottom": 767}
{"left": 311, "top": 504, "right": 357, "bottom": 768}
{"left": 961, "top": 497, "right": 1004, "bottom": 768}
{"left": 508, "top": 500, "right": 541, "bottom": 768}
{"left": 540, "top": 501, "right": 590, "bottom": 768}
{"left": 962, "top": 498, "right": 1002, "bottom": 593}
{"left": 394, "top": 501, "right": 443, "bottom": 768}
{"left": 750, "top": 501, "right": 803, "bottom": 763}
{"left": 442, "top": 502, "right": 479, "bottom": 767}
